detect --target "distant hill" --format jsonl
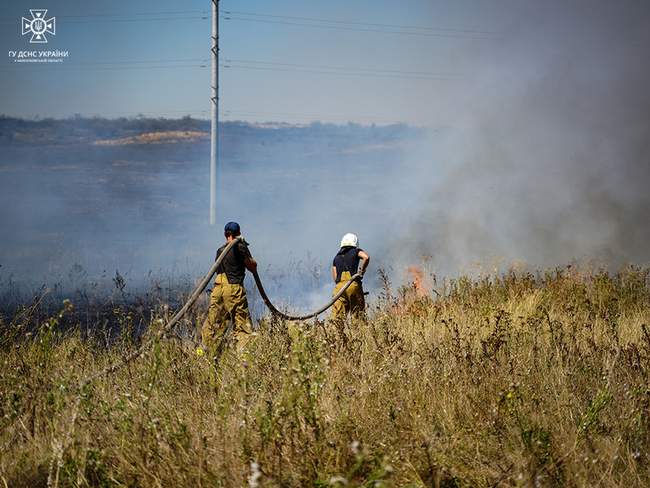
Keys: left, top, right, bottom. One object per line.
{"left": 0, "top": 115, "right": 422, "bottom": 147}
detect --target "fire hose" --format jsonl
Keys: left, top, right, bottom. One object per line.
{"left": 67, "top": 235, "right": 357, "bottom": 388}
{"left": 48, "top": 236, "right": 360, "bottom": 487}
{"left": 252, "top": 268, "right": 361, "bottom": 321}
{"left": 47, "top": 237, "right": 360, "bottom": 485}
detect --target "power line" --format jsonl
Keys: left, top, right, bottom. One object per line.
{"left": 72, "top": 58, "right": 208, "bottom": 66}
{"left": 3, "top": 8, "right": 490, "bottom": 36}
{"left": 51, "top": 16, "right": 207, "bottom": 24}
{"left": 0, "top": 64, "right": 207, "bottom": 73}
{"left": 223, "top": 16, "right": 494, "bottom": 40}
{"left": 58, "top": 10, "right": 208, "bottom": 18}
{"left": 3, "top": 57, "right": 445, "bottom": 75}
{"left": 1, "top": 6, "right": 464, "bottom": 124}
{"left": 0, "top": 16, "right": 207, "bottom": 25}
{"left": 224, "top": 9, "right": 494, "bottom": 35}
{"left": 3, "top": 60, "right": 454, "bottom": 81}
{"left": 224, "top": 58, "right": 458, "bottom": 79}
{"left": 3, "top": 8, "right": 492, "bottom": 37}
{"left": 221, "top": 63, "right": 455, "bottom": 81}
{"left": 0, "top": 9, "right": 207, "bottom": 20}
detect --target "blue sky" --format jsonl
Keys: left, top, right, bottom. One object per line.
{"left": 0, "top": 0, "right": 509, "bottom": 125}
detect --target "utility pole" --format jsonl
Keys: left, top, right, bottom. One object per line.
{"left": 209, "top": 0, "right": 219, "bottom": 225}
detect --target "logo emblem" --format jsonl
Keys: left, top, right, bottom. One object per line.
{"left": 21, "top": 9, "right": 56, "bottom": 43}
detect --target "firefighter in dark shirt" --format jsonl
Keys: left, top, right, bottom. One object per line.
{"left": 201, "top": 221, "right": 257, "bottom": 353}
{"left": 331, "top": 233, "right": 370, "bottom": 320}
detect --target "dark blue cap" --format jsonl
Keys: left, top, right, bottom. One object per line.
{"left": 224, "top": 221, "right": 240, "bottom": 234}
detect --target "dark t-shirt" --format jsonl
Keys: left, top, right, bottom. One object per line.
{"left": 332, "top": 246, "right": 364, "bottom": 282}
{"left": 215, "top": 240, "right": 252, "bottom": 285}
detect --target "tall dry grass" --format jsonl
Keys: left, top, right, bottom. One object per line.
{"left": 1, "top": 267, "right": 649, "bottom": 487}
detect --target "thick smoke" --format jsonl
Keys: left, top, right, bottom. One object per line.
{"left": 391, "top": 0, "right": 650, "bottom": 274}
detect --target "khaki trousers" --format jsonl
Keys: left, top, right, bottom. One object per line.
{"left": 201, "top": 273, "right": 253, "bottom": 353}
{"left": 331, "top": 271, "right": 365, "bottom": 320}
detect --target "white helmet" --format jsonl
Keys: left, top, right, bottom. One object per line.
{"left": 340, "top": 233, "right": 359, "bottom": 248}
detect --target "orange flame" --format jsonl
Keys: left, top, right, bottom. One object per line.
{"left": 406, "top": 265, "right": 430, "bottom": 297}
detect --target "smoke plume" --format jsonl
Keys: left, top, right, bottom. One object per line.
{"left": 390, "top": 0, "right": 650, "bottom": 275}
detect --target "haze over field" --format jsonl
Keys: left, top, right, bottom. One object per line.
{"left": 409, "top": 1, "right": 650, "bottom": 273}
{"left": 0, "top": 118, "right": 427, "bottom": 307}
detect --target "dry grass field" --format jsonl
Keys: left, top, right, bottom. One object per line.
{"left": 1, "top": 266, "right": 649, "bottom": 487}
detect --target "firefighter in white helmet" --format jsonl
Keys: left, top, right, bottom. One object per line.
{"left": 331, "top": 233, "right": 370, "bottom": 320}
